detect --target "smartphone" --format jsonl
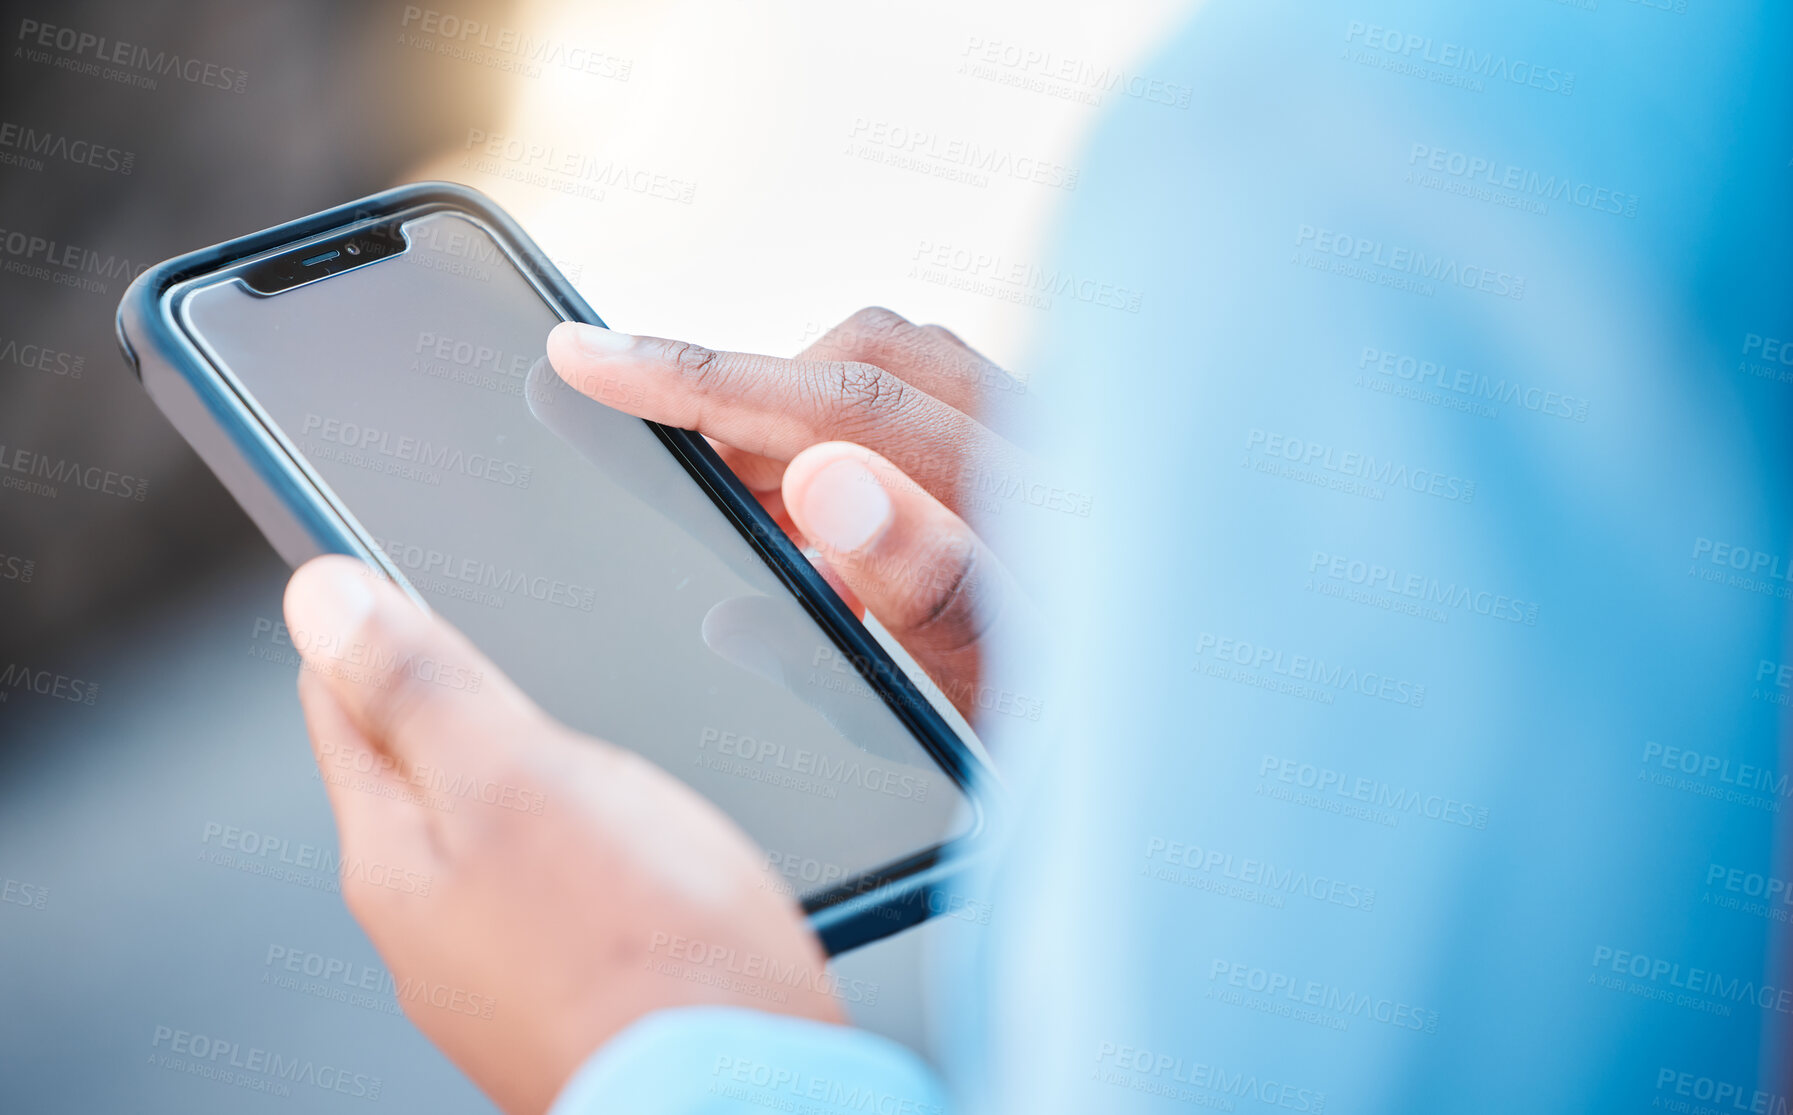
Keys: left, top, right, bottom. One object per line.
{"left": 115, "top": 182, "right": 992, "bottom": 954}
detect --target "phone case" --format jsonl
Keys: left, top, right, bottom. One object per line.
{"left": 115, "top": 181, "right": 995, "bottom": 954}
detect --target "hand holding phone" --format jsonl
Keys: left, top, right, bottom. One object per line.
{"left": 285, "top": 555, "right": 843, "bottom": 1115}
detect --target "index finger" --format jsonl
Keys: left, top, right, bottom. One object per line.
{"left": 546, "top": 322, "right": 1022, "bottom": 505}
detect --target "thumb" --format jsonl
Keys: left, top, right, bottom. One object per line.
{"left": 282, "top": 555, "right": 548, "bottom": 774}
{"left": 782, "top": 441, "right": 1018, "bottom": 723}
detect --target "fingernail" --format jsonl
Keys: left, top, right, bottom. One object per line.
{"left": 286, "top": 557, "right": 376, "bottom": 658}
{"left": 801, "top": 458, "right": 892, "bottom": 553}
{"left": 567, "top": 322, "right": 635, "bottom": 356}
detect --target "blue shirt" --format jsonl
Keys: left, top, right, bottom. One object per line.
{"left": 557, "top": 2, "right": 1793, "bottom": 1111}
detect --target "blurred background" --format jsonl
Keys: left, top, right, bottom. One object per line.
{"left": 0, "top": 0, "right": 1188, "bottom": 1108}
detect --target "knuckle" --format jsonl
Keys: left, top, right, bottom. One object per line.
{"left": 919, "top": 323, "right": 967, "bottom": 348}
{"left": 362, "top": 671, "right": 434, "bottom": 754}
{"left": 343, "top": 612, "right": 437, "bottom": 747}
{"left": 892, "top": 537, "right": 998, "bottom": 655}
{"left": 829, "top": 360, "right": 911, "bottom": 420}
{"left": 664, "top": 340, "right": 724, "bottom": 386}
{"left": 822, "top": 307, "right": 915, "bottom": 364}
{"left": 842, "top": 306, "right": 911, "bottom": 347}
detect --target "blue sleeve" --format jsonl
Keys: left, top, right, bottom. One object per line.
{"left": 548, "top": 1007, "right": 952, "bottom": 1115}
